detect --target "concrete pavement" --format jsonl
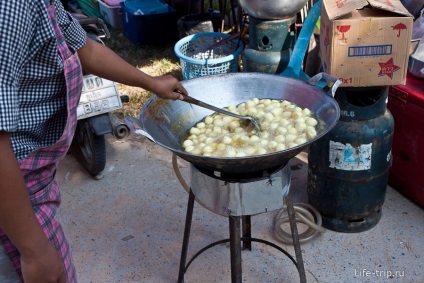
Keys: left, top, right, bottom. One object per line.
{"left": 56, "top": 134, "right": 424, "bottom": 283}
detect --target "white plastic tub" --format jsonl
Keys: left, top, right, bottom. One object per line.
{"left": 99, "top": 0, "right": 123, "bottom": 29}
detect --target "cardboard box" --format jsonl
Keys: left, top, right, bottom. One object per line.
{"left": 320, "top": 0, "right": 413, "bottom": 87}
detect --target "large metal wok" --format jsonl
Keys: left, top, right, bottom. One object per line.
{"left": 126, "top": 0, "right": 340, "bottom": 174}
{"left": 128, "top": 72, "right": 340, "bottom": 174}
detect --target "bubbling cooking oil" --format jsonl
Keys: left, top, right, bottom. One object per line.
{"left": 181, "top": 98, "right": 320, "bottom": 157}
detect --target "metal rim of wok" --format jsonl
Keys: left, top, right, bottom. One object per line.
{"left": 139, "top": 72, "right": 340, "bottom": 174}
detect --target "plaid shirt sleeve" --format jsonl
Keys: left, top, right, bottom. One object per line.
{"left": 55, "top": 0, "right": 87, "bottom": 53}
{"left": 0, "top": 0, "right": 31, "bottom": 132}
{"left": 0, "top": 0, "right": 86, "bottom": 133}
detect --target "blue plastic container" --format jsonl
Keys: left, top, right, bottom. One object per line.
{"left": 120, "top": 1, "right": 177, "bottom": 45}
{"left": 123, "top": 0, "right": 169, "bottom": 15}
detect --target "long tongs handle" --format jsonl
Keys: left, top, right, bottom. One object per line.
{"left": 179, "top": 93, "right": 243, "bottom": 120}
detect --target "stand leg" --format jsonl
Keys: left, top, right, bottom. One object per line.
{"left": 242, "top": 215, "right": 251, "bottom": 251}
{"left": 229, "top": 216, "right": 242, "bottom": 283}
{"left": 220, "top": 0, "right": 226, "bottom": 32}
{"left": 178, "top": 189, "right": 196, "bottom": 283}
{"left": 229, "top": 0, "right": 238, "bottom": 31}
{"left": 286, "top": 194, "right": 307, "bottom": 283}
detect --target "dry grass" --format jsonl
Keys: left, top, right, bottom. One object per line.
{"left": 102, "top": 30, "right": 183, "bottom": 118}
{"left": 102, "top": 1, "right": 237, "bottom": 118}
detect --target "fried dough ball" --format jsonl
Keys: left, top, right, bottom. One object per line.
{"left": 182, "top": 98, "right": 319, "bottom": 157}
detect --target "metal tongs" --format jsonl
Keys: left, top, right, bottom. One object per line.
{"left": 178, "top": 92, "right": 261, "bottom": 132}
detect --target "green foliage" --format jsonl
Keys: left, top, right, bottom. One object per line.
{"left": 204, "top": 0, "right": 233, "bottom": 16}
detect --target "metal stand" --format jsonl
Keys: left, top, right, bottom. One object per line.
{"left": 177, "top": 189, "right": 307, "bottom": 283}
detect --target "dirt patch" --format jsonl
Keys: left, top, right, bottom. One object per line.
{"left": 103, "top": 30, "right": 183, "bottom": 118}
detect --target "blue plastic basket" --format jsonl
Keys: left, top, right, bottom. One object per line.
{"left": 174, "top": 32, "right": 243, "bottom": 80}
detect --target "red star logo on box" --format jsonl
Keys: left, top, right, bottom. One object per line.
{"left": 378, "top": 58, "right": 400, "bottom": 79}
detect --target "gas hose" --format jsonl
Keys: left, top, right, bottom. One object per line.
{"left": 274, "top": 202, "right": 326, "bottom": 244}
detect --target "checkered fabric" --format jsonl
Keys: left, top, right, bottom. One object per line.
{"left": 0, "top": 1, "right": 85, "bottom": 282}
{"left": 0, "top": 0, "right": 86, "bottom": 162}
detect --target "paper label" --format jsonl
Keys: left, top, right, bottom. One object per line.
{"left": 329, "top": 141, "right": 372, "bottom": 170}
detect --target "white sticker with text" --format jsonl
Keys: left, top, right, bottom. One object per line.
{"left": 329, "top": 141, "right": 372, "bottom": 171}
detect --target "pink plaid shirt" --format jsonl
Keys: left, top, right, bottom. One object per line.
{"left": 0, "top": 1, "right": 84, "bottom": 282}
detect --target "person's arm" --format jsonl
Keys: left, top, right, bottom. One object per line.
{"left": 0, "top": 132, "right": 66, "bottom": 283}
{"left": 77, "top": 37, "right": 188, "bottom": 100}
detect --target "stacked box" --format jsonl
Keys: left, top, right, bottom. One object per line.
{"left": 120, "top": 0, "right": 177, "bottom": 45}
{"left": 99, "top": 0, "right": 123, "bottom": 29}
{"left": 320, "top": 0, "right": 413, "bottom": 87}
{"left": 387, "top": 74, "right": 424, "bottom": 208}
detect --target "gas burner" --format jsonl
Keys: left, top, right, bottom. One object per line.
{"left": 194, "top": 162, "right": 289, "bottom": 183}
{"left": 190, "top": 163, "right": 291, "bottom": 216}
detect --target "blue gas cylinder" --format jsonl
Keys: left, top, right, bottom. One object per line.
{"left": 307, "top": 87, "right": 394, "bottom": 232}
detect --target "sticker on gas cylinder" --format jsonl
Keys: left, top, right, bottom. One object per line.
{"left": 329, "top": 141, "right": 372, "bottom": 170}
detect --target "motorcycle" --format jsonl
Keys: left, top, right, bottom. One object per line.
{"left": 71, "top": 14, "right": 130, "bottom": 178}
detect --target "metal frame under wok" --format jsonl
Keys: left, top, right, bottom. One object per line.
{"left": 177, "top": 190, "right": 307, "bottom": 283}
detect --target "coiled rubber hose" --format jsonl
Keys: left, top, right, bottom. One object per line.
{"left": 274, "top": 202, "right": 326, "bottom": 244}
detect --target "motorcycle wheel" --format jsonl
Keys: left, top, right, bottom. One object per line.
{"left": 73, "top": 119, "right": 106, "bottom": 175}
